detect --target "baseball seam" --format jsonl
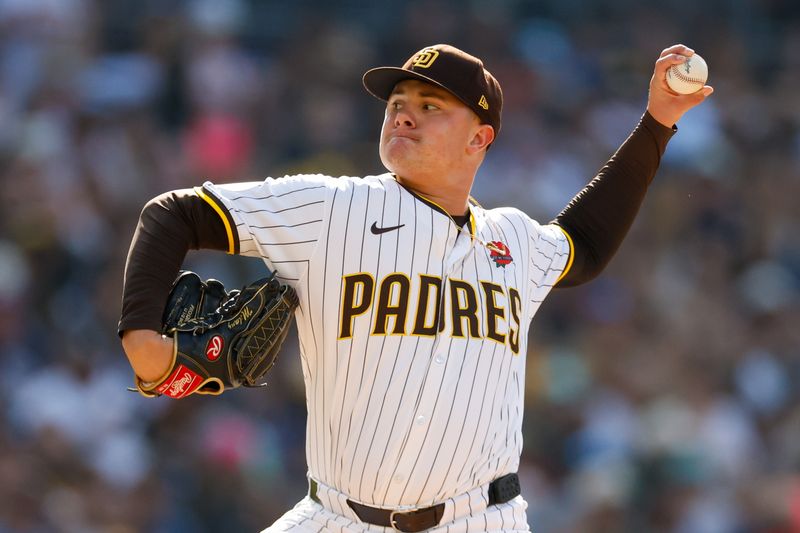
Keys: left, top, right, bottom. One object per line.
{"left": 669, "top": 66, "right": 704, "bottom": 84}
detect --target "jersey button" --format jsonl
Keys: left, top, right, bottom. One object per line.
{"left": 393, "top": 474, "right": 404, "bottom": 484}
{"left": 434, "top": 355, "right": 446, "bottom": 364}
{"left": 415, "top": 415, "right": 426, "bottom": 425}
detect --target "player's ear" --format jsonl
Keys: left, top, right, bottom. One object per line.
{"left": 467, "top": 124, "right": 495, "bottom": 154}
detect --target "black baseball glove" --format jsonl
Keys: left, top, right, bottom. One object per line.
{"left": 135, "top": 271, "right": 299, "bottom": 398}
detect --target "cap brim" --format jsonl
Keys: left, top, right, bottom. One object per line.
{"left": 362, "top": 66, "right": 458, "bottom": 103}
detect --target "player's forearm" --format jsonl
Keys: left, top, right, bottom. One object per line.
{"left": 553, "top": 112, "right": 675, "bottom": 286}
{"left": 121, "top": 329, "right": 174, "bottom": 383}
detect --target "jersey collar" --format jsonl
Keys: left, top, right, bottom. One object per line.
{"left": 391, "top": 174, "right": 479, "bottom": 239}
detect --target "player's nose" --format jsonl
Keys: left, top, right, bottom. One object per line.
{"left": 393, "top": 108, "right": 416, "bottom": 129}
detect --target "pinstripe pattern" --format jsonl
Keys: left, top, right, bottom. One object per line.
{"left": 205, "top": 173, "right": 568, "bottom": 530}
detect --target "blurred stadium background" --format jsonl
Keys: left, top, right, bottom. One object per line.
{"left": 1, "top": 0, "right": 798, "bottom": 531}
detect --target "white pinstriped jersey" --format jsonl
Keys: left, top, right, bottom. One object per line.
{"left": 203, "top": 172, "right": 570, "bottom": 508}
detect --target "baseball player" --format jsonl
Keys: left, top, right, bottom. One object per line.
{"left": 120, "top": 43, "right": 712, "bottom": 532}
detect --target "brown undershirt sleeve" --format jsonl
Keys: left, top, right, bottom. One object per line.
{"left": 118, "top": 188, "right": 233, "bottom": 335}
{"left": 552, "top": 111, "right": 676, "bottom": 287}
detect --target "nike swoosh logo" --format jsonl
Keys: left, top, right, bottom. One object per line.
{"left": 370, "top": 222, "right": 405, "bottom": 235}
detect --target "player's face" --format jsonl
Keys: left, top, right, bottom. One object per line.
{"left": 379, "top": 80, "right": 483, "bottom": 182}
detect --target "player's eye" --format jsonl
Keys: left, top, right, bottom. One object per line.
{"left": 389, "top": 100, "right": 402, "bottom": 111}
{"left": 422, "top": 103, "right": 439, "bottom": 111}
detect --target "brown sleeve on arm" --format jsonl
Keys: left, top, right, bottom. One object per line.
{"left": 553, "top": 112, "right": 675, "bottom": 287}
{"left": 118, "top": 187, "right": 235, "bottom": 335}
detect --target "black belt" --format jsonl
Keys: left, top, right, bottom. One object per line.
{"left": 308, "top": 473, "right": 520, "bottom": 533}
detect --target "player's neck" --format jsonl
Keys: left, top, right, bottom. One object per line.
{"left": 393, "top": 175, "right": 471, "bottom": 217}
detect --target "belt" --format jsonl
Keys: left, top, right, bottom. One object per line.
{"left": 308, "top": 473, "right": 520, "bottom": 533}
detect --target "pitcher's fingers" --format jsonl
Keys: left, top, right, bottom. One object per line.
{"left": 684, "top": 85, "right": 714, "bottom": 105}
{"left": 659, "top": 44, "right": 694, "bottom": 59}
{"left": 654, "top": 53, "right": 689, "bottom": 76}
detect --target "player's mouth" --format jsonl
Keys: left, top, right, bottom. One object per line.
{"left": 387, "top": 132, "right": 419, "bottom": 142}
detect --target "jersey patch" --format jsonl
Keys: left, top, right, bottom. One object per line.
{"left": 487, "top": 241, "right": 513, "bottom": 268}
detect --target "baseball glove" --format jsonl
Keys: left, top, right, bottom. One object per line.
{"left": 135, "top": 271, "right": 299, "bottom": 398}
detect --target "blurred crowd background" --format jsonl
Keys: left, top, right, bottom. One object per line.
{"left": 1, "top": 0, "right": 798, "bottom": 531}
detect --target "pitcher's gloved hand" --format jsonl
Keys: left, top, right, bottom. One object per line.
{"left": 135, "top": 271, "right": 299, "bottom": 398}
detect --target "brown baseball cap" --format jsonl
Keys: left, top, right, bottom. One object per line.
{"left": 363, "top": 44, "right": 503, "bottom": 136}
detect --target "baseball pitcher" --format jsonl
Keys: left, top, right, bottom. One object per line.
{"left": 119, "top": 43, "right": 712, "bottom": 532}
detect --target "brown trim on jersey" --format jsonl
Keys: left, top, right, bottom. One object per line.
{"left": 195, "top": 185, "right": 240, "bottom": 254}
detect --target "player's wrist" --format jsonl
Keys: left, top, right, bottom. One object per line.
{"left": 646, "top": 108, "right": 677, "bottom": 129}
{"left": 122, "top": 329, "right": 175, "bottom": 383}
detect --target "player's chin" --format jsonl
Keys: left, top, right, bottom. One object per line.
{"left": 380, "top": 142, "right": 415, "bottom": 172}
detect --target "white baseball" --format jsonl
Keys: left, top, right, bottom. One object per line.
{"left": 666, "top": 53, "right": 708, "bottom": 94}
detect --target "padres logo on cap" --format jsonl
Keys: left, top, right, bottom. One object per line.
{"left": 412, "top": 49, "right": 439, "bottom": 68}
{"left": 478, "top": 95, "right": 489, "bottom": 110}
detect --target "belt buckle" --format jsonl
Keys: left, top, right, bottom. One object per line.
{"left": 389, "top": 509, "right": 411, "bottom": 532}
